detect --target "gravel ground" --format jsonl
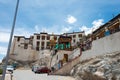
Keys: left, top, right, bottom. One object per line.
{"left": 12, "top": 69, "right": 75, "bottom": 80}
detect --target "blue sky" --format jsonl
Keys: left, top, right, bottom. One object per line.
{"left": 0, "top": 0, "right": 120, "bottom": 62}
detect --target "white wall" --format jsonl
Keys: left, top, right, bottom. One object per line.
{"left": 81, "top": 31, "right": 120, "bottom": 61}
{"left": 68, "top": 48, "right": 80, "bottom": 60}
{"left": 51, "top": 50, "right": 72, "bottom": 68}
{"left": 10, "top": 37, "right": 39, "bottom": 61}
{"left": 67, "top": 32, "right": 85, "bottom": 46}
{"left": 10, "top": 45, "right": 39, "bottom": 61}
{"left": 33, "top": 35, "right": 37, "bottom": 49}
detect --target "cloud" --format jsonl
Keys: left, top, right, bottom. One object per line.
{"left": 92, "top": 19, "right": 104, "bottom": 30}
{"left": 79, "top": 19, "right": 104, "bottom": 35}
{"left": 62, "top": 26, "right": 72, "bottom": 33}
{"left": 0, "top": 59, "right": 2, "bottom": 63}
{"left": 0, "top": 31, "right": 10, "bottom": 43}
{"left": 80, "top": 26, "right": 92, "bottom": 35}
{"left": 0, "top": 27, "right": 33, "bottom": 58}
{"left": 0, "top": 54, "right": 5, "bottom": 63}
{"left": 0, "top": 46, "right": 7, "bottom": 55}
{"left": 35, "top": 25, "right": 73, "bottom": 34}
{"left": 14, "top": 28, "right": 32, "bottom": 38}
{"left": 34, "top": 25, "right": 39, "bottom": 32}
{"left": 40, "top": 25, "right": 61, "bottom": 34}
{"left": 0, "top": 27, "right": 33, "bottom": 43}
{"left": 66, "top": 15, "right": 77, "bottom": 24}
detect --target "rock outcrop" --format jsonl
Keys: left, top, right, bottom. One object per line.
{"left": 71, "top": 51, "right": 120, "bottom": 80}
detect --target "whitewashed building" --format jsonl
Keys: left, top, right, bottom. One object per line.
{"left": 63, "top": 31, "right": 85, "bottom": 46}
{"left": 32, "top": 32, "right": 59, "bottom": 50}
{"left": 9, "top": 31, "right": 85, "bottom": 61}
{"left": 10, "top": 36, "right": 38, "bottom": 61}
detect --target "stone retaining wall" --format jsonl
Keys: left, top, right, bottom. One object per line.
{"left": 81, "top": 31, "right": 120, "bottom": 61}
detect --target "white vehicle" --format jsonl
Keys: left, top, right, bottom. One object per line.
{"left": 6, "top": 65, "right": 14, "bottom": 73}
{"left": 32, "top": 65, "right": 45, "bottom": 72}
{"left": 32, "top": 65, "right": 39, "bottom": 72}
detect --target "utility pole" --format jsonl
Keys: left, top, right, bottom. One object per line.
{"left": 1, "top": 0, "right": 19, "bottom": 80}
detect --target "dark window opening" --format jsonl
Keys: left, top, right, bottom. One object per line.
{"left": 47, "top": 42, "right": 50, "bottom": 46}
{"left": 42, "top": 36, "right": 45, "bottom": 40}
{"left": 36, "top": 47, "right": 39, "bottom": 51}
{"left": 73, "top": 39, "right": 76, "bottom": 43}
{"left": 41, "top": 42, "right": 44, "bottom": 46}
{"left": 24, "top": 44, "right": 28, "bottom": 49}
{"left": 54, "top": 36, "right": 57, "bottom": 40}
{"left": 41, "top": 42, "right": 45, "bottom": 50}
{"left": 47, "top": 36, "right": 50, "bottom": 40}
{"left": 36, "top": 41, "right": 40, "bottom": 47}
{"left": 18, "top": 45, "right": 20, "bottom": 47}
{"left": 37, "top": 35, "right": 40, "bottom": 39}
{"left": 78, "top": 34, "right": 82, "bottom": 38}
{"left": 41, "top": 47, "right": 44, "bottom": 50}
{"left": 73, "top": 35, "right": 76, "bottom": 38}
{"left": 17, "top": 37, "right": 20, "bottom": 41}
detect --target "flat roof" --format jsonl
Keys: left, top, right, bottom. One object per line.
{"left": 93, "top": 13, "right": 120, "bottom": 34}
{"left": 63, "top": 31, "right": 85, "bottom": 35}
{"left": 14, "top": 36, "right": 25, "bottom": 38}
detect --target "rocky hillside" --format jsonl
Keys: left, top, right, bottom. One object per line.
{"left": 70, "top": 51, "right": 120, "bottom": 80}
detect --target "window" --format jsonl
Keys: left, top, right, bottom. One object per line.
{"left": 73, "top": 39, "right": 76, "bottom": 43}
{"left": 69, "top": 35, "right": 72, "bottom": 39}
{"left": 41, "top": 42, "right": 44, "bottom": 47}
{"left": 78, "top": 34, "right": 82, "bottom": 38}
{"left": 36, "top": 47, "right": 39, "bottom": 51}
{"left": 47, "top": 42, "right": 50, "bottom": 46}
{"left": 41, "top": 42, "right": 45, "bottom": 49}
{"left": 42, "top": 36, "right": 45, "bottom": 40}
{"left": 41, "top": 47, "right": 44, "bottom": 50}
{"left": 24, "top": 44, "right": 28, "bottom": 49}
{"left": 73, "top": 35, "right": 76, "bottom": 38}
{"left": 54, "top": 36, "right": 57, "bottom": 40}
{"left": 31, "top": 36, "right": 34, "bottom": 39}
{"left": 36, "top": 41, "right": 40, "bottom": 47}
{"left": 79, "top": 39, "right": 82, "bottom": 42}
{"left": 36, "top": 35, "right": 40, "bottom": 39}
{"left": 17, "top": 37, "right": 20, "bottom": 41}
{"left": 47, "top": 36, "right": 50, "bottom": 40}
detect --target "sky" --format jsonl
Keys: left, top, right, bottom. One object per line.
{"left": 0, "top": 0, "right": 120, "bottom": 62}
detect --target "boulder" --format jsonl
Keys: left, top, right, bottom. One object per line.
{"left": 71, "top": 52, "right": 120, "bottom": 80}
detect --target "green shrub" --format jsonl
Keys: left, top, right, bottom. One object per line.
{"left": 0, "top": 69, "right": 3, "bottom": 74}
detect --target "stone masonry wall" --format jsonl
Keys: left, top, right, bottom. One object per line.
{"left": 81, "top": 31, "right": 120, "bottom": 61}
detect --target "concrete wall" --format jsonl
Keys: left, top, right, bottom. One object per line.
{"left": 50, "top": 49, "right": 80, "bottom": 75}
{"left": 10, "top": 47, "right": 38, "bottom": 61}
{"left": 51, "top": 50, "right": 72, "bottom": 68}
{"left": 10, "top": 37, "right": 39, "bottom": 61}
{"left": 68, "top": 48, "right": 80, "bottom": 60}
{"left": 81, "top": 31, "right": 120, "bottom": 61}
{"left": 16, "top": 49, "right": 37, "bottom": 61}
{"left": 51, "top": 55, "right": 80, "bottom": 75}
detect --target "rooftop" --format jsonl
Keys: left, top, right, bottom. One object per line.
{"left": 93, "top": 13, "right": 120, "bottom": 34}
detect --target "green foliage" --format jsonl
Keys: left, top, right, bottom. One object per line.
{"left": 0, "top": 69, "right": 3, "bottom": 74}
